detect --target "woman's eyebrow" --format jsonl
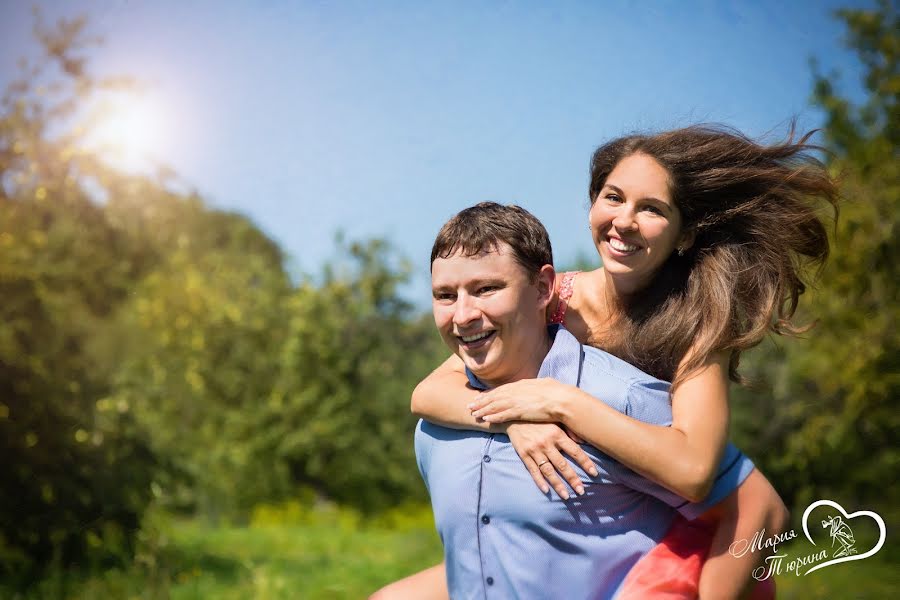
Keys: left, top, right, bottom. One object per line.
{"left": 604, "top": 182, "right": 668, "bottom": 207}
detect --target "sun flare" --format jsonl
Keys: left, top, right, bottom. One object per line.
{"left": 86, "top": 93, "right": 169, "bottom": 170}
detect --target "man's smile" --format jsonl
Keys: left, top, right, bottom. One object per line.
{"left": 456, "top": 330, "right": 497, "bottom": 349}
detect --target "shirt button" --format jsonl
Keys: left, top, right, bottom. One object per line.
{"left": 486, "top": 577, "right": 494, "bottom": 586}
{"left": 483, "top": 455, "right": 491, "bottom": 463}
{"left": 481, "top": 515, "right": 490, "bottom": 524}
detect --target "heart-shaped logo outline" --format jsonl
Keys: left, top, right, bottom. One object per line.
{"left": 801, "top": 499, "right": 886, "bottom": 575}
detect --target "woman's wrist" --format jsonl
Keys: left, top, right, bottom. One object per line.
{"left": 551, "top": 384, "right": 578, "bottom": 426}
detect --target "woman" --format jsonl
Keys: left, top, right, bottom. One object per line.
{"left": 377, "top": 124, "right": 837, "bottom": 599}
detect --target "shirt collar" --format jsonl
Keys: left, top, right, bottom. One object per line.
{"left": 465, "top": 324, "right": 583, "bottom": 390}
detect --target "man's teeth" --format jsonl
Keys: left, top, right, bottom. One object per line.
{"left": 609, "top": 238, "right": 638, "bottom": 252}
{"left": 461, "top": 331, "right": 492, "bottom": 343}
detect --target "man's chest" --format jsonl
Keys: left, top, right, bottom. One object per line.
{"left": 419, "top": 425, "right": 665, "bottom": 532}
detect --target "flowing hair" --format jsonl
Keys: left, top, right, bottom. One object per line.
{"left": 588, "top": 124, "right": 839, "bottom": 391}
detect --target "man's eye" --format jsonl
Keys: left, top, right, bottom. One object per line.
{"left": 477, "top": 286, "right": 498, "bottom": 294}
{"left": 434, "top": 293, "right": 455, "bottom": 301}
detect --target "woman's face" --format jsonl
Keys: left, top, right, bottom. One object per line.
{"left": 589, "top": 152, "right": 690, "bottom": 293}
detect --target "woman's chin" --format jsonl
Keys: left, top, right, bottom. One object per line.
{"left": 602, "top": 263, "right": 661, "bottom": 295}
{"left": 600, "top": 259, "right": 636, "bottom": 276}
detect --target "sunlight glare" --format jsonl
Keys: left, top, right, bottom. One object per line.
{"left": 87, "top": 92, "right": 170, "bottom": 172}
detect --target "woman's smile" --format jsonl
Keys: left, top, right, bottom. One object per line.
{"left": 589, "top": 152, "right": 688, "bottom": 294}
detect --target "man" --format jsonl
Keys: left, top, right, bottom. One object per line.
{"left": 375, "top": 203, "right": 784, "bottom": 599}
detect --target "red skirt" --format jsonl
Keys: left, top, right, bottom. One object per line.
{"left": 617, "top": 514, "right": 776, "bottom": 599}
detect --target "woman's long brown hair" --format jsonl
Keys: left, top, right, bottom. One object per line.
{"left": 588, "top": 124, "right": 839, "bottom": 392}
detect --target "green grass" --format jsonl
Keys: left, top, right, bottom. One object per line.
{"left": 155, "top": 522, "right": 442, "bottom": 599}
{"left": 4, "top": 505, "right": 445, "bottom": 600}
{"left": 5, "top": 506, "right": 895, "bottom": 599}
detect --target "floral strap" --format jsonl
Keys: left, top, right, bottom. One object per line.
{"left": 549, "top": 271, "right": 579, "bottom": 325}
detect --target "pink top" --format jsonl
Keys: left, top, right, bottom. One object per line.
{"left": 549, "top": 271, "right": 579, "bottom": 325}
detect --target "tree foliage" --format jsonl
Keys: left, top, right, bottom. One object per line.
{"left": 732, "top": 0, "right": 898, "bottom": 517}
{"left": 0, "top": 13, "right": 160, "bottom": 577}
{"left": 257, "top": 239, "right": 445, "bottom": 513}
{"left": 1, "top": 13, "right": 443, "bottom": 581}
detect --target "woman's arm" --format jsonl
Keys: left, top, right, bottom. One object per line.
{"left": 469, "top": 352, "right": 731, "bottom": 502}
{"left": 410, "top": 354, "right": 491, "bottom": 430}
{"left": 411, "top": 354, "right": 597, "bottom": 498}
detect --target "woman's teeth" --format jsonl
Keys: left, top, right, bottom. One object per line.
{"left": 609, "top": 238, "right": 638, "bottom": 252}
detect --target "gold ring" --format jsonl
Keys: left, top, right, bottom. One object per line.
{"left": 537, "top": 460, "right": 549, "bottom": 467}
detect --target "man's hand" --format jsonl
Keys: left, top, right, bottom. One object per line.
{"left": 505, "top": 422, "right": 599, "bottom": 500}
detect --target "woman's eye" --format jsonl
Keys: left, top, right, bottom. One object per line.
{"left": 606, "top": 193, "right": 622, "bottom": 203}
{"left": 643, "top": 205, "right": 664, "bottom": 215}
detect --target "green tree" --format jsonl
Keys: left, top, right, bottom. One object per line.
{"left": 255, "top": 237, "right": 447, "bottom": 513}
{"left": 0, "top": 13, "right": 160, "bottom": 578}
{"left": 108, "top": 196, "right": 292, "bottom": 517}
{"left": 733, "top": 0, "right": 898, "bottom": 518}
{"left": 0, "top": 11, "right": 296, "bottom": 578}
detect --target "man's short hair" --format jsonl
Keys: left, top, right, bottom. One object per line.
{"left": 431, "top": 202, "right": 553, "bottom": 279}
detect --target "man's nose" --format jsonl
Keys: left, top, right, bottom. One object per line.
{"left": 453, "top": 293, "right": 480, "bottom": 326}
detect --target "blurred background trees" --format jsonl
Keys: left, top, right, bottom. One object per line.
{"left": 0, "top": 14, "right": 160, "bottom": 578}
{"left": 731, "top": 0, "right": 898, "bottom": 524}
{"left": 0, "top": 12, "right": 445, "bottom": 583}
{"left": 0, "top": 0, "right": 896, "bottom": 591}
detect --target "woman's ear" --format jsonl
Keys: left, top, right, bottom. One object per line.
{"left": 678, "top": 228, "right": 696, "bottom": 252}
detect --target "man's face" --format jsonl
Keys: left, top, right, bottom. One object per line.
{"left": 431, "top": 243, "right": 553, "bottom": 387}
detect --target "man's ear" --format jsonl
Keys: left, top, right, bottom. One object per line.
{"left": 536, "top": 264, "right": 555, "bottom": 309}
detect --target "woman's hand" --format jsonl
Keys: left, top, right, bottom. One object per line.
{"left": 504, "top": 422, "right": 599, "bottom": 499}
{"left": 469, "top": 378, "right": 568, "bottom": 423}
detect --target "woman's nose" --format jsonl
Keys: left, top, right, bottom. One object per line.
{"left": 612, "top": 206, "right": 638, "bottom": 231}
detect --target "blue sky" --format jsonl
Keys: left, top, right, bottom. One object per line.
{"left": 0, "top": 1, "right": 872, "bottom": 305}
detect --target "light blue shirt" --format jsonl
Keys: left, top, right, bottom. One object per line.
{"left": 415, "top": 325, "right": 754, "bottom": 600}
